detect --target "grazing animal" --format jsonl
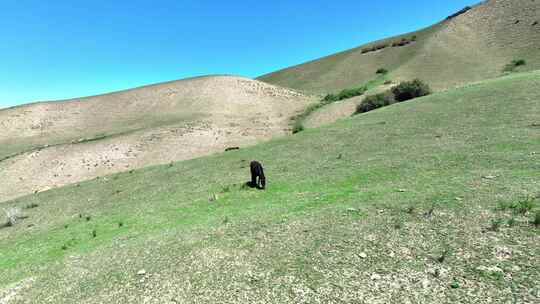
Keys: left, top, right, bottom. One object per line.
{"left": 250, "top": 161, "right": 266, "bottom": 189}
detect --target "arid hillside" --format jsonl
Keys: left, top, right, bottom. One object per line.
{"left": 258, "top": 0, "right": 540, "bottom": 93}
{"left": 0, "top": 76, "right": 313, "bottom": 202}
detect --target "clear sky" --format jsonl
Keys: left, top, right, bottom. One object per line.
{"left": 0, "top": 0, "right": 478, "bottom": 108}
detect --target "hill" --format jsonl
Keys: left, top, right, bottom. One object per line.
{"left": 1, "top": 71, "right": 538, "bottom": 303}
{"left": 258, "top": 0, "right": 540, "bottom": 94}
{"left": 0, "top": 76, "right": 313, "bottom": 203}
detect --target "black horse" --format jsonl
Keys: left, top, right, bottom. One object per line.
{"left": 249, "top": 161, "right": 266, "bottom": 190}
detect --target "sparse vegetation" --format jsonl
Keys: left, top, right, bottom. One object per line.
{"left": 376, "top": 68, "right": 388, "bottom": 75}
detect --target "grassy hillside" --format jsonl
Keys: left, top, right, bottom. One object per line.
{"left": 1, "top": 71, "right": 539, "bottom": 303}
{"left": 0, "top": 76, "right": 313, "bottom": 203}
{"left": 258, "top": 0, "right": 540, "bottom": 94}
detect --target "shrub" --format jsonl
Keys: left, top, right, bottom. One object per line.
{"left": 534, "top": 211, "right": 540, "bottom": 227}
{"left": 503, "top": 59, "right": 527, "bottom": 72}
{"left": 376, "top": 68, "right": 388, "bottom": 75}
{"left": 292, "top": 121, "right": 304, "bottom": 134}
{"left": 24, "top": 203, "right": 39, "bottom": 209}
{"left": 323, "top": 93, "right": 338, "bottom": 102}
{"left": 336, "top": 87, "right": 367, "bottom": 100}
{"left": 513, "top": 197, "right": 534, "bottom": 214}
{"left": 391, "top": 79, "right": 431, "bottom": 102}
{"left": 362, "top": 43, "right": 389, "bottom": 54}
{"left": 356, "top": 92, "right": 394, "bottom": 114}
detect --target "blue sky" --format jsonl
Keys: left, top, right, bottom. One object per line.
{"left": 0, "top": 0, "right": 478, "bottom": 108}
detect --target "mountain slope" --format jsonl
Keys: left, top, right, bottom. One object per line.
{"left": 0, "top": 76, "right": 314, "bottom": 202}
{"left": 1, "top": 71, "right": 539, "bottom": 303}
{"left": 258, "top": 0, "right": 540, "bottom": 93}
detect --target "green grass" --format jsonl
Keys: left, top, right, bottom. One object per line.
{"left": 1, "top": 71, "right": 539, "bottom": 302}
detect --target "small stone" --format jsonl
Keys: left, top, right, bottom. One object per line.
{"left": 397, "top": 189, "right": 407, "bottom": 192}
{"left": 137, "top": 269, "right": 146, "bottom": 276}
{"left": 495, "top": 246, "right": 512, "bottom": 260}
{"left": 359, "top": 252, "right": 368, "bottom": 259}
{"left": 347, "top": 208, "right": 357, "bottom": 212}
{"left": 483, "top": 175, "right": 497, "bottom": 180}
{"left": 370, "top": 273, "right": 381, "bottom": 281}
{"left": 421, "top": 279, "right": 430, "bottom": 289}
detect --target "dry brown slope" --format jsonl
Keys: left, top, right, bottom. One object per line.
{"left": 0, "top": 76, "right": 314, "bottom": 202}
{"left": 258, "top": 0, "right": 540, "bottom": 93}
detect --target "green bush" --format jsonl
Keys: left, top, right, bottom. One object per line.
{"left": 513, "top": 59, "right": 526, "bottom": 66}
{"left": 362, "top": 43, "right": 390, "bottom": 54}
{"left": 534, "top": 211, "right": 540, "bottom": 227}
{"left": 391, "top": 79, "right": 431, "bottom": 102}
{"left": 503, "top": 59, "right": 527, "bottom": 72}
{"left": 356, "top": 92, "right": 394, "bottom": 114}
{"left": 323, "top": 93, "right": 338, "bottom": 102}
{"left": 376, "top": 68, "right": 388, "bottom": 75}
{"left": 336, "top": 87, "right": 367, "bottom": 100}
{"left": 292, "top": 121, "right": 304, "bottom": 134}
